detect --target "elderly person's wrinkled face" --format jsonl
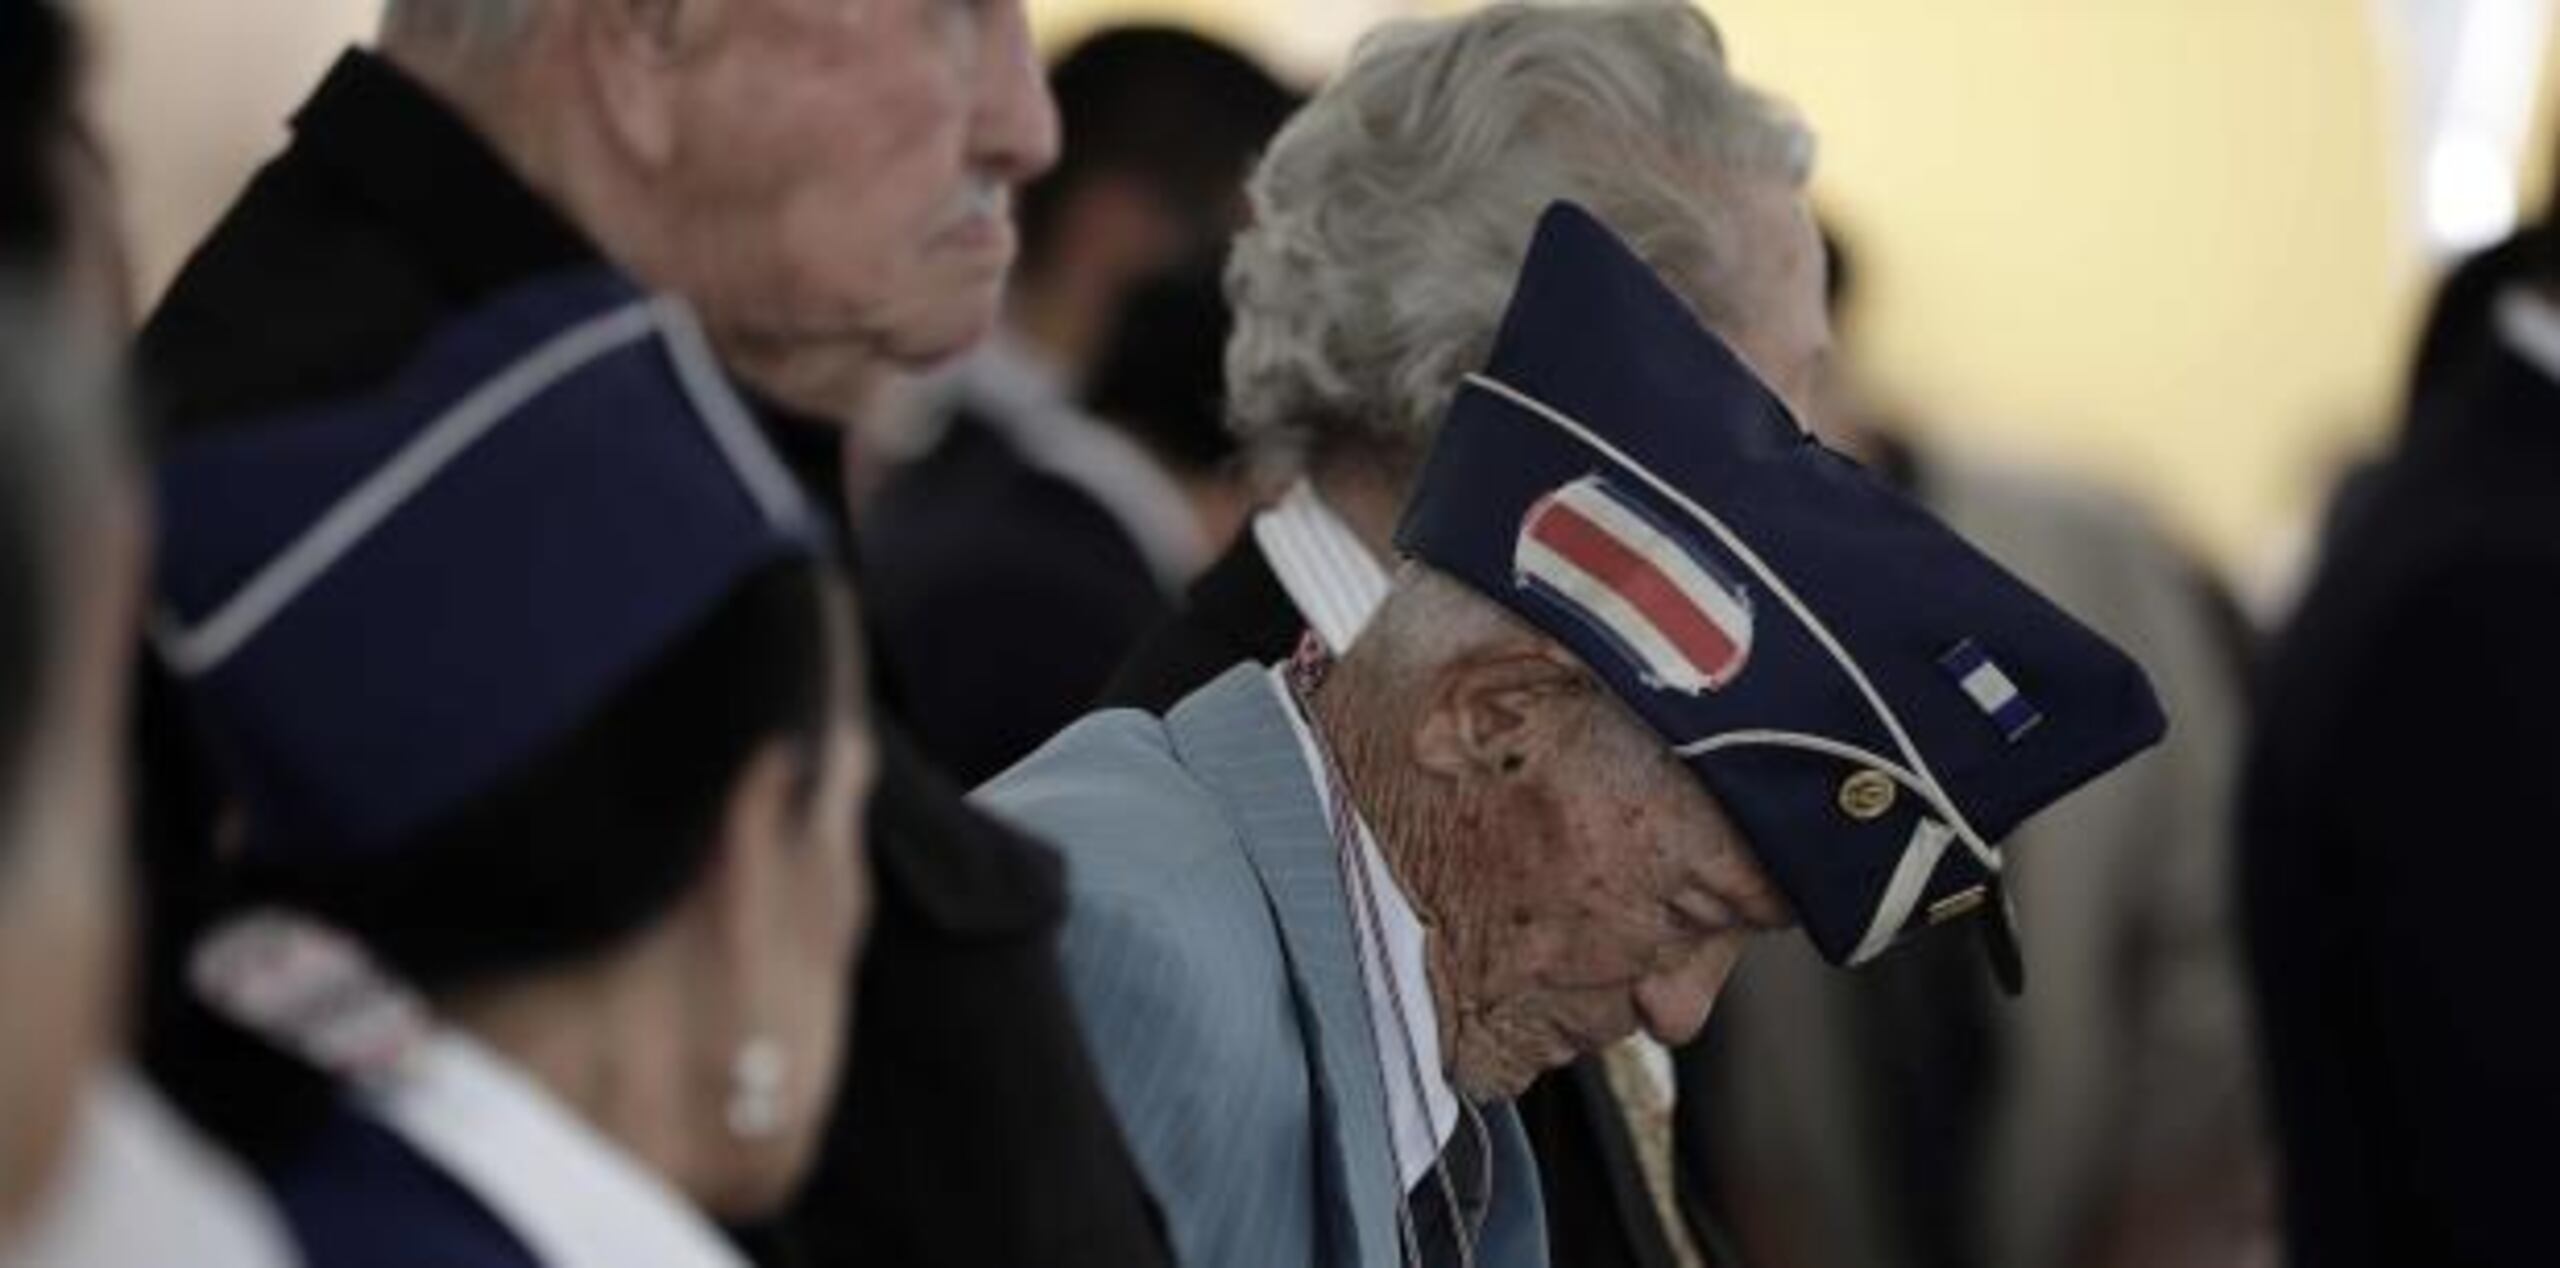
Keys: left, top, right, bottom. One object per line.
{"left": 645, "top": 0, "right": 1058, "bottom": 408}
{"left": 1413, "top": 660, "right": 1791, "bottom": 1101}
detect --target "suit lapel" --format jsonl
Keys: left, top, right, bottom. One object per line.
{"left": 1478, "top": 1100, "right": 1554, "bottom": 1268}
{"left": 1165, "top": 666, "right": 1402, "bottom": 1268}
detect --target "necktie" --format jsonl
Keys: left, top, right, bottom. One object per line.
{"left": 1602, "top": 1038, "right": 1712, "bottom": 1268}
{"left": 1404, "top": 1101, "right": 1491, "bottom": 1268}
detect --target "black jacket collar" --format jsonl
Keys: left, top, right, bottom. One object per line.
{"left": 294, "top": 50, "right": 598, "bottom": 306}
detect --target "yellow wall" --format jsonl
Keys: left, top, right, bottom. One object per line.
{"left": 1032, "top": 1, "right": 2558, "bottom": 576}
{"left": 1699, "top": 1, "right": 2410, "bottom": 571}
{"left": 2533, "top": 32, "right": 2560, "bottom": 212}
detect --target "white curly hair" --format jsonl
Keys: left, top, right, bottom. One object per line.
{"left": 1224, "top": 0, "right": 1812, "bottom": 479}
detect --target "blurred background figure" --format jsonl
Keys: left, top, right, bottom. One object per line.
{"left": 1, "top": 5, "right": 288, "bottom": 1263}
{"left": 1, "top": 0, "right": 126, "bottom": 329}
{"left": 1686, "top": 223, "right": 2270, "bottom": 1268}
{"left": 2309, "top": 213, "right": 2559, "bottom": 570}
{"left": 859, "top": 25, "right": 1296, "bottom": 785}
{"left": 2240, "top": 138, "right": 2560, "bottom": 1268}
{"left": 1081, "top": 257, "right": 1255, "bottom": 556}
{"left": 0, "top": 299, "right": 142, "bottom": 1265}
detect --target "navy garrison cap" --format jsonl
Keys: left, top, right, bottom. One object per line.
{"left": 1397, "top": 203, "right": 2166, "bottom": 991}
{"left": 151, "top": 269, "right": 829, "bottom": 862}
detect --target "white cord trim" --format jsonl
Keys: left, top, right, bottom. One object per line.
{"left": 153, "top": 300, "right": 664, "bottom": 677}
{"left": 1461, "top": 371, "right": 2000, "bottom": 866}
{"left": 653, "top": 297, "right": 818, "bottom": 534}
{"left": 1848, "top": 817, "right": 1955, "bottom": 965}
{"left": 1675, "top": 729, "right": 2000, "bottom": 873}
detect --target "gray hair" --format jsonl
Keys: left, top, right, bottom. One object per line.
{"left": 1346, "top": 562, "right": 1684, "bottom": 800}
{"left": 1351, "top": 563, "right": 1532, "bottom": 683}
{"left": 1224, "top": 1, "right": 1812, "bottom": 477}
{"left": 379, "top": 0, "right": 539, "bottom": 57}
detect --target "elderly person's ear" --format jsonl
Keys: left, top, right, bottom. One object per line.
{"left": 576, "top": 0, "right": 718, "bottom": 169}
{"left": 1413, "top": 648, "right": 1590, "bottom": 781}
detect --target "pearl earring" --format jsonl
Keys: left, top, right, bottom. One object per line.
{"left": 725, "top": 1036, "right": 789, "bottom": 1140}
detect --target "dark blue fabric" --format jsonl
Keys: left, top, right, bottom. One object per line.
{"left": 268, "top": 1105, "right": 541, "bottom": 1268}
{"left": 1396, "top": 202, "right": 2165, "bottom": 968}
{"left": 153, "top": 268, "right": 827, "bottom": 862}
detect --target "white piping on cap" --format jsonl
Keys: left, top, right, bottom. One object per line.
{"left": 1849, "top": 817, "right": 1956, "bottom": 964}
{"left": 653, "top": 297, "right": 819, "bottom": 534}
{"left": 1677, "top": 729, "right": 2000, "bottom": 873}
{"left": 152, "top": 299, "right": 664, "bottom": 677}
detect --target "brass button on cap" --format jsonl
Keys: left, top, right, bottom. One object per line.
{"left": 1837, "top": 769, "right": 1898, "bottom": 821}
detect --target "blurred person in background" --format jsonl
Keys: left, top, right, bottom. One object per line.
{"left": 144, "top": 281, "right": 874, "bottom": 1265}
{"left": 1, "top": 5, "right": 291, "bottom": 1263}
{"left": 131, "top": 1, "right": 1179, "bottom": 1264}
{"left": 2309, "top": 216, "right": 2556, "bottom": 569}
{"left": 0, "top": 0, "right": 125, "bottom": 328}
{"left": 859, "top": 25, "right": 1295, "bottom": 785}
{"left": 1079, "top": 256, "right": 1257, "bottom": 580}
{"left": 1095, "top": 5, "right": 1827, "bottom": 1265}
{"left": 1687, "top": 223, "right": 2268, "bottom": 1268}
{"left": 2240, "top": 139, "right": 2560, "bottom": 1268}
{"left": 0, "top": 301, "right": 143, "bottom": 1262}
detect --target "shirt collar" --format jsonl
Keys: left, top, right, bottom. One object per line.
{"left": 2495, "top": 285, "right": 2560, "bottom": 388}
{"left": 1263, "top": 665, "right": 1460, "bottom": 1188}
{"left": 1253, "top": 479, "right": 1394, "bottom": 654}
{"left": 365, "top": 1032, "right": 751, "bottom": 1268}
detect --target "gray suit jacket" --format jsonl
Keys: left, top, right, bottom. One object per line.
{"left": 978, "top": 665, "right": 1550, "bottom": 1267}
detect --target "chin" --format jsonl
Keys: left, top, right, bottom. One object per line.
{"left": 1451, "top": 1043, "right": 1560, "bottom": 1103}
{"left": 1449, "top": 1066, "right": 1525, "bottom": 1103}
{"left": 875, "top": 292, "right": 1005, "bottom": 371}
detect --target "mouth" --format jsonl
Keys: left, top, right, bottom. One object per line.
{"left": 930, "top": 180, "right": 1015, "bottom": 258}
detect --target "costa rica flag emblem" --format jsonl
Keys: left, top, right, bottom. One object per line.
{"left": 1513, "top": 474, "right": 1754, "bottom": 695}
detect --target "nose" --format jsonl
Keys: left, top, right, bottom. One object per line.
{"left": 1633, "top": 936, "right": 1748, "bottom": 1046}
{"left": 974, "top": 0, "right": 1062, "bottom": 184}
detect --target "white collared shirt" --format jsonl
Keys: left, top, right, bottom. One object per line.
{"left": 1254, "top": 479, "right": 1683, "bottom": 1118}
{"left": 2495, "top": 285, "right": 2560, "bottom": 386}
{"left": 365, "top": 1032, "right": 750, "bottom": 1268}
{"left": 1266, "top": 665, "right": 1462, "bottom": 1189}
{"left": 1253, "top": 479, "right": 1393, "bottom": 655}
{"left": 2, "top": 1068, "right": 293, "bottom": 1268}
{"left": 947, "top": 334, "right": 1211, "bottom": 592}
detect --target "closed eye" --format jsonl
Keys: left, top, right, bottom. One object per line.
{"left": 1665, "top": 891, "right": 1734, "bottom": 940}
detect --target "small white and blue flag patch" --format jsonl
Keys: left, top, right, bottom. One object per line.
{"left": 1940, "top": 638, "right": 2041, "bottom": 742}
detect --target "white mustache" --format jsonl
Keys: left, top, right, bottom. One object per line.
{"left": 945, "top": 178, "right": 1007, "bottom": 228}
